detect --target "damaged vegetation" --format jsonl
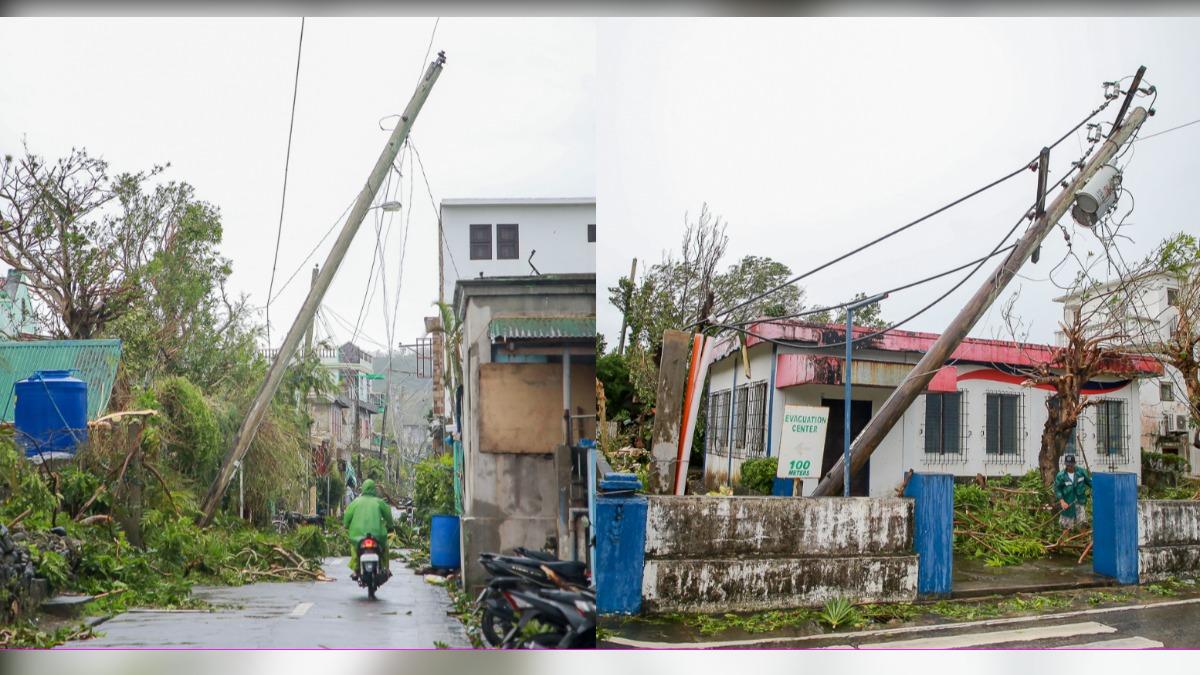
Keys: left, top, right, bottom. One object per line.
{"left": 0, "top": 144, "right": 348, "bottom": 648}
{"left": 953, "top": 471, "right": 1091, "bottom": 567}
{"left": 612, "top": 580, "right": 1200, "bottom": 643}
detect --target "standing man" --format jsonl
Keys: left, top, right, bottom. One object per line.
{"left": 1054, "top": 454, "right": 1092, "bottom": 532}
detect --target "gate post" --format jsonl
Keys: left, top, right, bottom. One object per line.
{"left": 1092, "top": 472, "right": 1139, "bottom": 585}
{"left": 903, "top": 472, "right": 953, "bottom": 597}
{"left": 594, "top": 473, "right": 647, "bottom": 614}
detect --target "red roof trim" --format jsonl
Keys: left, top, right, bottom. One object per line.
{"left": 717, "top": 321, "right": 1162, "bottom": 377}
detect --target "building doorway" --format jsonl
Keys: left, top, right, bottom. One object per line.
{"left": 820, "top": 398, "right": 872, "bottom": 496}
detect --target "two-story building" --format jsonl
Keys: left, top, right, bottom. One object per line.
{"left": 703, "top": 320, "right": 1162, "bottom": 496}
{"left": 432, "top": 197, "right": 597, "bottom": 430}
{"left": 1055, "top": 270, "right": 1199, "bottom": 475}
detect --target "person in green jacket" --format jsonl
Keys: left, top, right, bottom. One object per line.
{"left": 1054, "top": 454, "right": 1092, "bottom": 532}
{"left": 343, "top": 479, "right": 393, "bottom": 579}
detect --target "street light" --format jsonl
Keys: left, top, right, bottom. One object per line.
{"left": 843, "top": 291, "right": 889, "bottom": 498}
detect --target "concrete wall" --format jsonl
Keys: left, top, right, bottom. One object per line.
{"left": 704, "top": 346, "right": 1144, "bottom": 497}
{"left": 639, "top": 495, "right": 917, "bottom": 612}
{"left": 440, "top": 200, "right": 596, "bottom": 302}
{"left": 1138, "top": 500, "right": 1200, "bottom": 582}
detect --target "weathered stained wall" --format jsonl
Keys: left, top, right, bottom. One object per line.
{"left": 640, "top": 496, "right": 917, "bottom": 612}
{"left": 644, "top": 496, "right": 912, "bottom": 558}
{"left": 1138, "top": 500, "right": 1200, "bottom": 582}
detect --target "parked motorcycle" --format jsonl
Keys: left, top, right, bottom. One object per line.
{"left": 500, "top": 585, "right": 596, "bottom": 649}
{"left": 475, "top": 547, "right": 593, "bottom": 648}
{"left": 356, "top": 533, "right": 388, "bottom": 600}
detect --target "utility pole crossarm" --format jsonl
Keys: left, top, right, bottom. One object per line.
{"left": 811, "top": 104, "right": 1150, "bottom": 498}
{"left": 199, "top": 52, "right": 447, "bottom": 525}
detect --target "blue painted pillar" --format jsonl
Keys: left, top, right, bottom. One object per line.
{"left": 771, "top": 477, "right": 794, "bottom": 496}
{"left": 594, "top": 474, "right": 648, "bottom": 614}
{"left": 904, "top": 473, "right": 953, "bottom": 597}
{"left": 1092, "top": 472, "right": 1139, "bottom": 585}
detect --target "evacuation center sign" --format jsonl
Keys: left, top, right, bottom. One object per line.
{"left": 776, "top": 405, "right": 830, "bottom": 479}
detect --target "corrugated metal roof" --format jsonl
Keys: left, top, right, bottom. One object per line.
{"left": 0, "top": 339, "right": 122, "bottom": 422}
{"left": 488, "top": 316, "right": 595, "bottom": 341}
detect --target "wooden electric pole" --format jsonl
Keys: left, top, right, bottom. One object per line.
{"left": 617, "top": 258, "right": 637, "bottom": 355}
{"left": 200, "top": 51, "right": 446, "bottom": 525}
{"left": 812, "top": 103, "right": 1151, "bottom": 497}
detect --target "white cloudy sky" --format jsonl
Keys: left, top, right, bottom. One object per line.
{"left": 596, "top": 17, "right": 1200, "bottom": 346}
{"left": 0, "top": 17, "right": 595, "bottom": 352}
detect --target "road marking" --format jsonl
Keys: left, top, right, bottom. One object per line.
{"left": 290, "top": 602, "right": 313, "bottom": 617}
{"left": 1055, "top": 636, "right": 1164, "bottom": 649}
{"left": 603, "top": 596, "right": 1200, "bottom": 649}
{"left": 858, "top": 621, "right": 1115, "bottom": 649}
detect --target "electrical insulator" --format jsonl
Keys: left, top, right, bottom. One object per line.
{"left": 1086, "top": 124, "right": 1102, "bottom": 143}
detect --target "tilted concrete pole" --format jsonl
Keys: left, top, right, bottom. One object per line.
{"left": 200, "top": 53, "right": 446, "bottom": 525}
{"left": 812, "top": 106, "right": 1149, "bottom": 497}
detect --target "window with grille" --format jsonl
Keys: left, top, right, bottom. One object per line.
{"left": 1161, "top": 382, "right": 1175, "bottom": 402}
{"left": 985, "top": 392, "right": 1024, "bottom": 462}
{"left": 743, "top": 382, "right": 768, "bottom": 457}
{"left": 732, "top": 385, "right": 750, "bottom": 457}
{"left": 924, "top": 391, "right": 966, "bottom": 460}
{"left": 496, "top": 223, "right": 519, "bottom": 260}
{"left": 587, "top": 224, "right": 596, "bottom": 243}
{"left": 1096, "top": 399, "right": 1129, "bottom": 461}
{"left": 1167, "top": 287, "right": 1180, "bottom": 307}
{"left": 469, "top": 224, "right": 492, "bottom": 260}
{"left": 707, "top": 389, "right": 731, "bottom": 456}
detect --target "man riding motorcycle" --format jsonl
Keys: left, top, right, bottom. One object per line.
{"left": 343, "top": 479, "right": 393, "bottom": 581}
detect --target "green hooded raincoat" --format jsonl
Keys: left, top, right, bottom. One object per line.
{"left": 343, "top": 479, "right": 393, "bottom": 571}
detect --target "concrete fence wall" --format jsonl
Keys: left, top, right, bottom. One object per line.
{"left": 640, "top": 495, "right": 918, "bottom": 613}
{"left": 1138, "top": 500, "right": 1200, "bottom": 583}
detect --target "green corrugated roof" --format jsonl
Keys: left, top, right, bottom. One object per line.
{"left": 0, "top": 339, "right": 122, "bottom": 422}
{"left": 488, "top": 316, "right": 595, "bottom": 341}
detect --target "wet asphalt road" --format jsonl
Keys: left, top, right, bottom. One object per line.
{"left": 62, "top": 557, "right": 470, "bottom": 649}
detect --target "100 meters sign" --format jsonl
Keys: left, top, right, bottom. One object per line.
{"left": 776, "top": 405, "right": 830, "bottom": 479}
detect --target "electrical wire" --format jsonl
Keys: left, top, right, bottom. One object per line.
{"left": 707, "top": 97, "right": 1116, "bottom": 327}
{"left": 265, "top": 16, "right": 306, "bottom": 347}
{"left": 715, "top": 136, "right": 1117, "bottom": 352}
{"left": 1133, "top": 117, "right": 1200, "bottom": 143}
{"left": 727, "top": 244, "right": 1018, "bottom": 327}
{"left": 409, "top": 138, "right": 461, "bottom": 286}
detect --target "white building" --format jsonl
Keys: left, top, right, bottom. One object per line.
{"left": 1055, "top": 272, "right": 1198, "bottom": 474}
{"left": 704, "top": 321, "right": 1161, "bottom": 497}
{"left": 433, "top": 197, "right": 596, "bottom": 427}
{"left": 438, "top": 197, "right": 597, "bottom": 304}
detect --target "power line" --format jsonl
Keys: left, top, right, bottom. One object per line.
{"left": 708, "top": 97, "right": 1116, "bottom": 326}
{"left": 414, "top": 18, "right": 440, "bottom": 91}
{"left": 409, "top": 138, "right": 461, "bottom": 285}
{"left": 729, "top": 243, "right": 1019, "bottom": 327}
{"left": 1133, "top": 117, "right": 1200, "bottom": 143}
{"left": 266, "top": 16, "right": 306, "bottom": 347}
{"left": 716, "top": 143, "right": 1104, "bottom": 351}
{"left": 261, "top": 195, "right": 356, "bottom": 309}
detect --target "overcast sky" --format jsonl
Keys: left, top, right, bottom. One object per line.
{"left": 596, "top": 17, "right": 1200, "bottom": 347}
{"left": 0, "top": 17, "right": 595, "bottom": 353}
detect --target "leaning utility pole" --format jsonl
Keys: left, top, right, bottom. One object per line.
{"left": 199, "top": 51, "right": 446, "bottom": 525}
{"left": 812, "top": 101, "right": 1150, "bottom": 497}
{"left": 617, "top": 258, "right": 637, "bottom": 355}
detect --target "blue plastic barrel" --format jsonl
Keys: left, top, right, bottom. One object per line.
{"left": 429, "top": 514, "right": 461, "bottom": 569}
{"left": 14, "top": 370, "right": 88, "bottom": 458}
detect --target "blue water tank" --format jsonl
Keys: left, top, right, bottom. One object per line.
{"left": 429, "top": 514, "right": 461, "bottom": 570}
{"left": 15, "top": 370, "right": 88, "bottom": 458}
